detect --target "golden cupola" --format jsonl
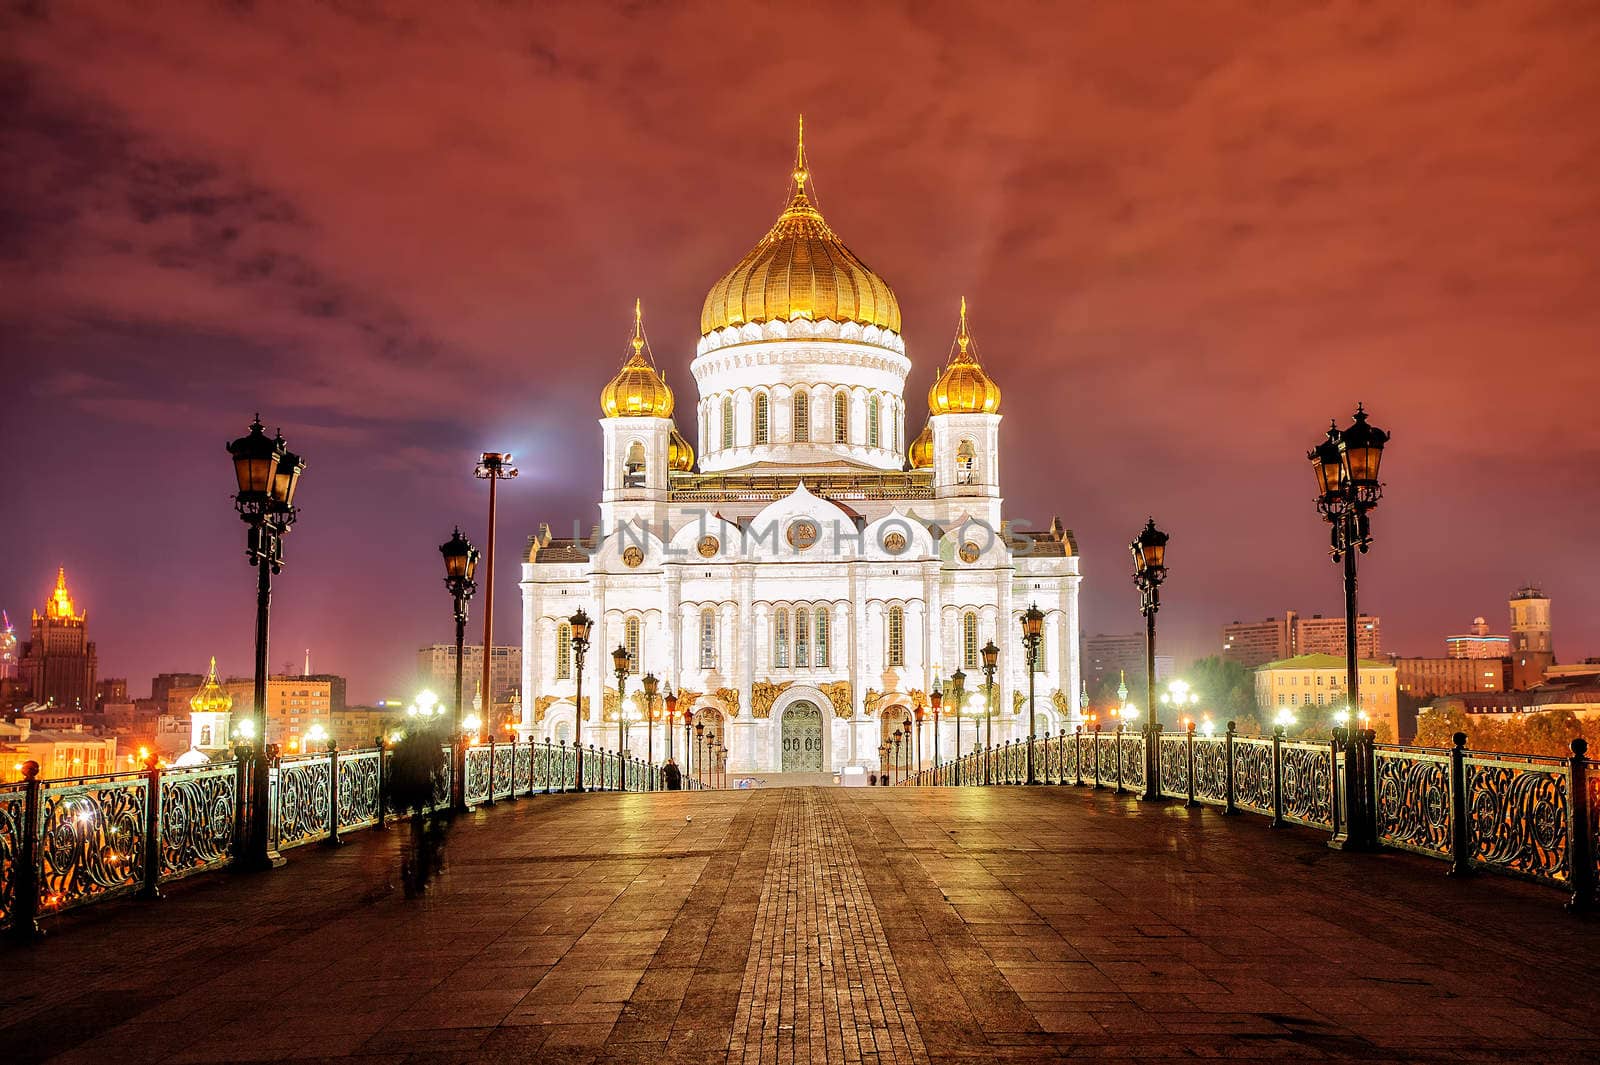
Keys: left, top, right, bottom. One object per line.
{"left": 667, "top": 426, "right": 695, "bottom": 472}
{"left": 929, "top": 298, "right": 1001, "bottom": 415}
{"left": 907, "top": 422, "right": 933, "bottom": 469}
{"left": 189, "top": 657, "right": 234, "bottom": 715}
{"left": 600, "top": 300, "right": 674, "bottom": 418}
{"left": 700, "top": 117, "right": 901, "bottom": 338}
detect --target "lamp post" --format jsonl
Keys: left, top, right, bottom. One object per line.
{"left": 683, "top": 708, "right": 695, "bottom": 781}
{"left": 892, "top": 729, "right": 903, "bottom": 783}
{"left": 664, "top": 684, "right": 677, "bottom": 761}
{"left": 1131, "top": 518, "right": 1168, "bottom": 802}
{"left": 930, "top": 680, "right": 943, "bottom": 771}
{"left": 913, "top": 704, "right": 924, "bottom": 778}
{"left": 567, "top": 608, "right": 593, "bottom": 792}
{"left": 949, "top": 669, "right": 966, "bottom": 785}
{"left": 980, "top": 642, "right": 998, "bottom": 785}
{"left": 704, "top": 729, "right": 716, "bottom": 788}
{"left": 472, "top": 452, "right": 517, "bottom": 744}
{"left": 694, "top": 721, "right": 705, "bottom": 785}
{"left": 227, "top": 416, "right": 305, "bottom": 871}
{"left": 1310, "top": 405, "right": 1389, "bottom": 850}
{"left": 642, "top": 672, "right": 659, "bottom": 788}
{"left": 1019, "top": 608, "right": 1043, "bottom": 785}
{"left": 440, "top": 528, "right": 479, "bottom": 811}
{"left": 612, "top": 646, "right": 630, "bottom": 760}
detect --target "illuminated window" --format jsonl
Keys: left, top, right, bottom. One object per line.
{"left": 795, "top": 607, "right": 810, "bottom": 667}
{"left": 956, "top": 439, "right": 976, "bottom": 484}
{"left": 699, "top": 608, "right": 716, "bottom": 670}
{"left": 774, "top": 609, "right": 790, "bottom": 669}
{"left": 625, "top": 616, "right": 641, "bottom": 674}
{"left": 867, "top": 396, "right": 880, "bottom": 448}
{"left": 793, "top": 389, "right": 809, "bottom": 441}
{"left": 556, "top": 623, "right": 572, "bottom": 680}
{"left": 833, "top": 391, "right": 848, "bottom": 443}
{"left": 721, "top": 396, "right": 734, "bottom": 450}
{"left": 815, "top": 608, "right": 830, "bottom": 668}
{"left": 755, "top": 392, "right": 770, "bottom": 444}
{"left": 962, "top": 612, "right": 979, "bottom": 669}
{"left": 887, "top": 605, "right": 904, "bottom": 668}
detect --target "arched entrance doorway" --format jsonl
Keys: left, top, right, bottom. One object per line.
{"left": 780, "top": 701, "right": 824, "bottom": 771}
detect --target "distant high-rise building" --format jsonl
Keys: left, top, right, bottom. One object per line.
{"left": 19, "top": 568, "right": 97, "bottom": 712}
{"left": 1222, "top": 615, "right": 1294, "bottom": 668}
{"left": 1295, "top": 613, "right": 1381, "bottom": 659}
{"left": 417, "top": 644, "right": 522, "bottom": 711}
{"left": 1391, "top": 656, "right": 1506, "bottom": 699}
{"left": 151, "top": 671, "right": 206, "bottom": 706}
{"left": 1083, "top": 633, "right": 1173, "bottom": 701}
{"left": 0, "top": 611, "right": 17, "bottom": 679}
{"left": 1220, "top": 610, "right": 1380, "bottom": 667}
{"left": 96, "top": 677, "right": 128, "bottom": 712}
{"left": 165, "top": 668, "right": 339, "bottom": 749}
{"left": 1446, "top": 617, "right": 1510, "bottom": 659}
{"left": 1509, "top": 585, "right": 1554, "bottom": 689}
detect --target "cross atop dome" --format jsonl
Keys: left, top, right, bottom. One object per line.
{"left": 929, "top": 298, "right": 1002, "bottom": 415}
{"left": 600, "top": 300, "right": 674, "bottom": 418}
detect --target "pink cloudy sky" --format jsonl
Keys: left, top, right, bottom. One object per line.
{"left": 3, "top": 1, "right": 1597, "bottom": 701}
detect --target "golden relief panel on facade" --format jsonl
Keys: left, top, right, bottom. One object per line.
{"left": 862, "top": 688, "right": 884, "bottom": 716}
{"left": 750, "top": 680, "right": 792, "bottom": 719}
{"left": 817, "top": 680, "right": 853, "bottom": 719}
{"left": 1051, "top": 689, "right": 1071, "bottom": 715}
{"left": 713, "top": 687, "right": 740, "bottom": 717}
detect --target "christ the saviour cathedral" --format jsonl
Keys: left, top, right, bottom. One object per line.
{"left": 518, "top": 126, "right": 1083, "bottom": 777}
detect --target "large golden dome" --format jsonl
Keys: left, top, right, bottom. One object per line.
{"left": 667, "top": 426, "right": 694, "bottom": 472}
{"left": 190, "top": 657, "right": 233, "bottom": 715}
{"left": 929, "top": 298, "right": 1001, "bottom": 415}
{"left": 601, "top": 301, "right": 675, "bottom": 418}
{"left": 700, "top": 119, "right": 900, "bottom": 338}
{"left": 907, "top": 422, "right": 933, "bottom": 469}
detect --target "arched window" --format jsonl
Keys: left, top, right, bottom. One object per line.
{"left": 793, "top": 389, "right": 809, "bottom": 441}
{"left": 867, "top": 395, "right": 880, "bottom": 448}
{"left": 795, "top": 607, "right": 810, "bottom": 667}
{"left": 815, "top": 608, "right": 830, "bottom": 668}
{"left": 956, "top": 439, "right": 976, "bottom": 484}
{"left": 962, "top": 612, "right": 978, "bottom": 669}
{"left": 887, "top": 605, "right": 905, "bottom": 668}
{"left": 199, "top": 725, "right": 212, "bottom": 746}
{"left": 623, "top": 441, "right": 646, "bottom": 488}
{"left": 754, "top": 392, "right": 770, "bottom": 444}
{"left": 774, "top": 608, "right": 790, "bottom": 669}
{"left": 699, "top": 608, "right": 716, "bottom": 670}
{"left": 557, "top": 622, "right": 572, "bottom": 680}
{"left": 833, "top": 391, "right": 848, "bottom": 443}
{"left": 721, "top": 396, "right": 734, "bottom": 450}
{"left": 625, "top": 616, "right": 641, "bottom": 674}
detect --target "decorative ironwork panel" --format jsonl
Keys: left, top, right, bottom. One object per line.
{"left": 1591, "top": 771, "right": 1600, "bottom": 899}
{"left": 431, "top": 755, "right": 452, "bottom": 811}
{"left": 1, "top": 786, "right": 28, "bottom": 930}
{"left": 1061, "top": 737, "right": 1079, "bottom": 782}
{"left": 38, "top": 772, "right": 148, "bottom": 913}
{"left": 1119, "top": 735, "right": 1145, "bottom": 789}
{"left": 463, "top": 746, "right": 491, "bottom": 805}
{"left": 159, "top": 763, "right": 237, "bottom": 881}
{"left": 1158, "top": 736, "right": 1187, "bottom": 799}
{"left": 275, "top": 755, "right": 332, "bottom": 850}
{"left": 1279, "top": 742, "right": 1334, "bottom": 829}
{"left": 1094, "top": 734, "right": 1117, "bottom": 780}
{"left": 514, "top": 742, "right": 533, "bottom": 794}
{"left": 1374, "top": 747, "right": 1451, "bottom": 856}
{"left": 1193, "top": 738, "right": 1228, "bottom": 806}
{"left": 492, "top": 744, "right": 515, "bottom": 799}
{"left": 1466, "top": 754, "right": 1567, "bottom": 883}
{"left": 1231, "top": 738, "right": 1274, "bottom": 816}
{"left": 337, "top": 752, "right": 381, "bottom": 831}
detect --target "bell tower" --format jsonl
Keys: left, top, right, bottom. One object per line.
{"left": 928, "top": 300, "right": 1002, "bottom": 528}
{"left": 599, "top": 300, "right": 679, "bottom": 531}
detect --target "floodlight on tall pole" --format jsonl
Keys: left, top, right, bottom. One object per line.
{"left": 473, "top": 452, "right": 517, "bottom": 746}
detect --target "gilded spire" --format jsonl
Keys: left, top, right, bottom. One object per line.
{"left": 956, "top": 296, "right": 972, "bottom": 359}
{"left": 631, "top": 297, "right": 645, "bottom": 357}
{"left": 600, "top": 299, "right": 674, "bottom": 417}
{"left": 928, "top": 298, "right": 1001, "bottom": 414}
{"left": 793, "top": 114, "right": 808, "bottom": 192}
{"left": 43, "top": 567, "right": 83, "bottom": 622}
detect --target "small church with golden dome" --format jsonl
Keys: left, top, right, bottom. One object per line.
{"left": 518, "top": 123, "right": 1082, "bottom": 777}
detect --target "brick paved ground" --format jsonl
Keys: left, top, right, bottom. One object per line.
{"left": 4, "top": 785, "right": 1600, "bottom": 1064}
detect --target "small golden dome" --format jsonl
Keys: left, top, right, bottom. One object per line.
{"left": 700, "top": 117, "right": 900, "bottom": 338}
{"left": 190, "top": 657, "right": 233, "bottom": 715}
{"left": 601, "top": 300, "right": 675, "bottom": 418}
{"left": 929, "top": 298, "right": 1001, "bottom": 415}
{"left": 668, "top": 426, "right": 695, "bottom": 472}
{"left": 907, "top": 422, "right": 933, "bottom": 469}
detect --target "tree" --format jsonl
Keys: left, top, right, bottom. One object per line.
{"left": 1185, "top": 656, "right": 1261, "bottom": 731}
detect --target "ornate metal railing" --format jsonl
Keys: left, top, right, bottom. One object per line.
{"left": 2, "top": 737, "right": 702, "bottom": 939}
{"left": 900, "top": 727, "right": 1599, "bottom": 913}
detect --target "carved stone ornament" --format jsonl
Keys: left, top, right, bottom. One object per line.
{"left": 863, "top": 688, "right": 884, "bottom": 716}
{"left": 882, "top": 531, "right": 907, "bottom": 554}
{"left": 909, "top": 689, "right": 926, "bottom": 710}
{"left": 751, "top": 679, "right": 793, "bottom": 719}
{"left": 622, "top": 546, "right": 645, "bottom": 568}
{"left": 786, "top": 520, "right": 819, "bottom": 550}
{"left": 959, "top": 541, "right": 981, "bottom": 563}
{"left": 713, "top": 686, "right": 741, "bottom": 716}
{"left": 534, "top": 695, "right": 559, "bottom": 723}
{"left": 1012, "top": 690, "right": 1026, "bottom": 714}
{"left": 696, "top": 535, "right": 719, "bottom": 558}
{"left": 1051, "top": 689, "right": 1071, "bottom": 714}
{"left": 818, "top": 680, "right": 853, "bottom": 719}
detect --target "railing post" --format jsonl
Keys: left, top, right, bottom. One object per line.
{"left": 325, "top": 744, "right": 343, "bottom": 846}
{"left": 1092, "top": 726, "right": 1102, "bottom": 788}
{"left": 1114, "top": 724, "right": 1124, "bottom": 795}
{"left": 1075, "top": 726, "right": 1084, "bottom": 786}
{"left": 1141, "top": 723, "right": 1162, "bottom": 802}
{"left": 1356, "top": 728, "right": 1379, "bottom": 849}
{"left": 1448, "top": 732, "right": 1471, "bottom": 877}
{"left": 139, "top": 754, "right": 163, "bottom": 899}
{"left": 484, "top": 737, "right": 496, "bottom": 807}
{"left": 233, "top": 745, "right": 251, "bottom": 865}
{"left": 1566, "top": 738, "right": 1593, "bottom": 913}
{"left": 10, "top": 761, "right": 42, "bottom": 942}
{"left": 1185, "top": 722, "right": 1197, "bottom": 808}
{"left": 1270, "top": 726, "right": 1285, "bottom": 828}
{"left": 374, "top": 737, "right": 389, "bottom": 831}
{"left": 1223, "top": 721, "right": 1239, "bottom": 816}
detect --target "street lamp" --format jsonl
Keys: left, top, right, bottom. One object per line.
{"left": 612, "top": 645, "right": 630, "bottom": 758}
{"left": 568, "top": 608, "right": 592, "bottom": 792}
{"left": 440, "top": 527, "right": 479, "bottom": 811}
{"left": 642, "top": 672, "right": 659, "bottom": 789}
{"left": 913, "top": 703, "right": 925, "bottom": 779}
{"left": 1020, "top": 608, "right": 1044, "bottom": 785}
{"left": 472, "top": 452, "right": 517, "bottom": 754}
{"left": 930, "top": 679, "right": 943, "bottom": 771}
{"left": 694, "top": 720, "right": 705, "bottom": 786}
{"left": 1310, "top": 405, "right": 1389, "bottom": 850}
{"left": 1131, "top": 517, "right": 1168, "bottom": 802}
{"left": 892, "top": 729, "right": 903, "bottom": 783}
{"left": 949, "top": 668, "right": 966, "bottom": 785}
{"left": 664, "top": 684, "right": 678, "bottom": 762}
{"left": 683, "top": 707, "right": 695, "bottom": 781}
{"left": 227, "top": 415, "right": 305, "bottom": 871}
{"left": 980, "top": 641, "right": 999, "bottom": 785}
